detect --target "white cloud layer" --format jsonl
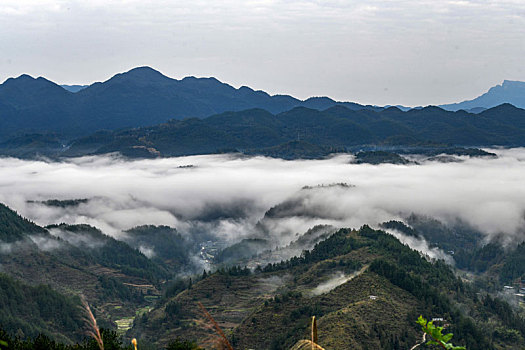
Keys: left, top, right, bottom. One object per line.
{"left": 1, "top": 149, "right": 525, "bottom": 250}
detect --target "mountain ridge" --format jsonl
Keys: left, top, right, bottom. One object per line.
{"left": 56, "top": 102, "right": 525, "bottom": 159}
{"left": 1, "top": 67, "right": 524, "bottom": 158}
{"left": 440, "top": 80, "right": 525, "bottom": 111}
{"left": 0, "top": 66, "right": 383, "bottom": 140}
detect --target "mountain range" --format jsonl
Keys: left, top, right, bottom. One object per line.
{"left": 1, "top": 67, "right": 524, "bottom": 144}
{"left": 57, "top": 103, "right": 525, "bottom": 159}
{"left": 0, "top": 67, "right": 380, "bottom": 140}
{"left": 1, "top": 102, "right": 523, "bottom": 159}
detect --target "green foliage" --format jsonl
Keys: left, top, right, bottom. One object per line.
{"left": 417, "top": 315, "right": 466, "bottom": 350}
{"left": 354, "top": 150, "right": 410, "bottom": 164}
{"left": 262, "top": 228, "right": 363, "bottom": 273}
{"left": 33, "top": 199, "right": 89, "bottom": 208}
{"left": 0, "top": 328, "right": 132, "bottom": 350}
{"left": 215, "top": 238, "right": 269, "bottom": 263}
{"left": 97, "top": 275, "right": 139, "bottom": 302}
{"left": 245, "top": 140, "right": 345, "bottom": 160}
{"left": 163, "top": 278, "right": 191, "bottom": 300}
{"left": 216, "top": 265, "right": 251, "bottom": 277}
{"left": 369, "top": 258, "right": 493, "bottom": 349}
{"left": 499, "top": 242, "right": 525, "bottom": 283}
{"left": 61, "top": 102, "right": 525, "bottom": 160}
{"left": 51, "top": 224, "right": 170, "bottom": 281}
{"left": 406, "top": 215, "right": 482, "bottom": 256}
{"left": 0, "top": 273, "right": 83, "bottom": 343}
{"left": 124, "top": 225, "right": 192, "bottom": 271}
{"left": 0, "top": 203, "right": 47, "bottom": 242}
{"left": 455, "top": 242, "right": 504, "bottom": 273}
{"left": 380, "top": 220, "right": 419, "bottom": 237}
{"left": 165, "top": 300, "right": 182, "bottom": 319}
{"left": 165, "top": 338, "right": 202, "bottom": 350}
{"left": 482, "top": 295, "right": 525, "bottom": 338}
{"left": 83, "top": 329, "right": 130, "bottom": 350}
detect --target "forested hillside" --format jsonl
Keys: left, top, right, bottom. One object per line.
{"left": 0, "top": 204, "right": 176, "bottom": 339}
{"left": 131, "top": 226, "right": 525, "bottom": 350}
{"left": 60, "top": 103, "right": 525, "bottom": 159}
{"left": 0, "top": 274, "right": 83, "bottom": 344}
{"left": 1, "top": 202, "right": 524, "bottom": 349}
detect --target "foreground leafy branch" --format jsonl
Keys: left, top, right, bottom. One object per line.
{"left": 417, "top": 315, "right": 466, "bottom": 350}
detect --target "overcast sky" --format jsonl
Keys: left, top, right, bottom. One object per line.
{"left": 0, "top": 0, "right": 524, "bottom": 106}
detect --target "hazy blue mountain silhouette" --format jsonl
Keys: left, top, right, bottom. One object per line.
{"left": 440, "top": 80, "right": 525, "bottom": 111}
{"left": 0, "top": 66, "right": 380, "bottom": 139}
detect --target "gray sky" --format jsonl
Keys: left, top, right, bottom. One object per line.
{"left": 1, "top": 0, "right": 524, "bottom": 106}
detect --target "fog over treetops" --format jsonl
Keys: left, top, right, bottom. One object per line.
{"left": 1, "top": 148, "right": 524, "bottom": 249}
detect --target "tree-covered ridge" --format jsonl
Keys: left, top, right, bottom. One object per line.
{"left": 214, "top": 238, "right": 269, "bottom": 264}
{"left": 48, "top": 224, "right": 170, "bottom": 282}
{"left": 0, "top": 204, "right": 174, "bottom": 338}
{"left": 0, "top": 328, "right": 136, "bottom": 350}
{"left": 244, "top": 140, "right": 346, "bottom": 160}
{"left": 123, "top": 225, "right": 192, "bottom": 272}
{"left": 60, "top": 103, "right": 525, "bottom": 159}
{"left": 2, "top": 102, "right": 524, "bottom": 159}
{"left": 0, "top": 273, "right": 83, "bottom": 344}
{"left": 0, "top": 203, "right": 47, "bottom": 242}
{"left": 1, "top": 201, "right": 524, "bottom": 349}
{"left": 353, "top": 151, "right": 411, "bottom": 164}
{"left": 131, "top": 226, "right": 525, "bottom": 349}
{"left": 28, "top": 198, "right": 89, "bottom": 208}
{"left": 398, "top": 215, "right": 525, "bottom": 286}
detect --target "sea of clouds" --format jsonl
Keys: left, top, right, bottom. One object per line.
{"left": 1, "top": 148, "right": 524, "bottom": 256}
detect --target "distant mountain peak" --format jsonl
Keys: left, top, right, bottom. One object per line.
{"left": 484, "top": 102, "right": 520, "bottom": 112}
{"left": 440, "top": 80, "right": 525, "bottom": 111}
{"left": 3, "top": 74, "right": 36, "bottom": 85}
{"left": 305, "top": 96, "right": 334, "bottom": 102}
{"left": 106, "top": 66, "right": 172, "bottom": 85}
{"left": 421, "top": 105, "right": 445, "bottom": 112}
{"left": 382, "top": 106, "right": 403, "bottom": 113}
{"left": 126, "top": 66, "right": 164, "bottom": 76}
{"left": 181, "top": 75, "right": 225, "bottom": 87}
{"left": 0, "top": 66, "right": 388, "bottom": 139}
{"left": 14, "top": 73, "right": 35, "bottom": 80}
{"left": 1, "top": 74, "right": 63, "bottom": 94}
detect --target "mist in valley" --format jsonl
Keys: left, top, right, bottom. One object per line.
{"left": 1, "top": 148, "right": 525, "bottom": 267}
